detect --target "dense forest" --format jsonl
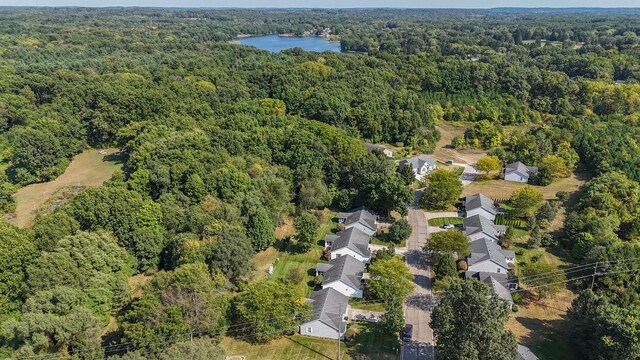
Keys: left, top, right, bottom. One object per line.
{"left": 0, "top": 7, "right": 639, "bottom": 360}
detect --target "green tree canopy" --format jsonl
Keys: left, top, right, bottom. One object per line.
{"left": 419, "top": 169, "right": 463, "bottom": 210}
{"left": 430, "top": 280, "right": 516, "bottom": 360}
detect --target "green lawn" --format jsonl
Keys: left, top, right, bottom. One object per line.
{"left": 269, "top": 210, "right": 337, "bottom": 293}
{"left": 371, "top": 236, "right": 406, "bottom": 248}
{"left": 348, "top": 299, "right": 385, "bottom": 312}
{"left": 427, "top": 217, "right": 462, "bottom": 227}
{"left": 346, "top": 322, "right": 400, "bottom": 359}
{"left": 221, "top": 334, "right": 350, "bottom": 360}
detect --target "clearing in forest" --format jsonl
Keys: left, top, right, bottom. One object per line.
{"left": 10, "top": 148, "right": 123, "bottom": 228}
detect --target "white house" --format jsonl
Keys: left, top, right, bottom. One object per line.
{"left": 463, "top": 214, "right": 506, "bottom": 242}
{"left": 466, "top": 237, "right": 514, "bottom": 274}
{"left": 365, "top": 143, "right": 393, "bottom": 157}
{"left": 463, "top": 193, "right": 501, "bottom": 221}
{"left": 300, "top": 288, "right": 349, "bottom": 339}
{"left": 315, "top": 255, "right": 366, "bottom": 298}
{"left": 323, "top": 227, "right": 371, "bottom": 263}
{"left": 337, "top": 207, "right": 378, "bottom": 236}
{"left": 502, "top": 161, "right": 538, "bottom": 183}
{"left": 398, "top": 155, "right": 436, "bottom": 181}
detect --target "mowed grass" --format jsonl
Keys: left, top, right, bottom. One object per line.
{"left": 252, "top": 209, "right": 337, "bottom": 292}
{"left": 427, "top": 217, "right": 462, "bottom": 227}
{"left": 461, "top": 172, "right": 589, "bottom": 200}
{"left": 11, "top": 148, "right": 123, "bottom": 227}
{"left": 220, "top": 323, "right": 400, "bottom": 360}
{"left": 220, "top": 334, "right": 350, "bottom": 360}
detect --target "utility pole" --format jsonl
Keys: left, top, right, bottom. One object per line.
{"left": 590, "top": 261, "right": 598, "bottom": 290}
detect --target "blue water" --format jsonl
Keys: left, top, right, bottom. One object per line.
{"left": 236, "top": 35, "right": 342, "bottom": 53}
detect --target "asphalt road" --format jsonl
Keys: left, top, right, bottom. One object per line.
{"left": 402, "top": 208, "right": 436, "bottom": 360}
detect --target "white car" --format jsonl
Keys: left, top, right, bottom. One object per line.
{"left": 443, "top": 223, "right": 455, "bottom": 229}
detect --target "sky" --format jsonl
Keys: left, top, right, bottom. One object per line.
{"left": 1, "top": 0, "right": 639, "bottom": 8}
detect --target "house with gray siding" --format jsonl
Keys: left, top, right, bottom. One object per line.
{"left": 299, "top": 288, "right": 349, "bottom": 340}
{"left": 466, "top": 237, "right": 515, "bottom": 274}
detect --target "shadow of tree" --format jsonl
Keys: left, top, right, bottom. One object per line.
{"left": 406, "top": 294, "right": 439, "bottom": 311}
{"left": 404, "top": 249, "right": 430, "bottom": 270}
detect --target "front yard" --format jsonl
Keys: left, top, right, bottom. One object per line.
{"left": 427, "top": 217, "right": 462, "bottom": 227}
{"left": 220, "top": 322, "right": 400, "bottom": 360}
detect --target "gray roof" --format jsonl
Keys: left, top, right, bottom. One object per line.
{"left": 322, "top": 255, "right": 365, "bottom": 290}
{"left": 365, "top": 143, "right": 389, "bottom": 153}
{"left": 463, "top": 215, "right": 506, "bottom": 238}
{"left": 337, "top": 207, "right": 377, "bottom": 232}
{"left": 466, "top": 271, "right": 513, "bottom": 304}
{"left": 504, "top": 161, "right": 538, "bottom": 177}
{"left": 399, "top": 155, "right": 436, "bottom": 172}
{"left": 464, "top": 193, "right": 499, "bottom": 216}
{"left": 331, "top": 227, "right": 371, "bottom": 258}
{"left": 315, "top": 263, "right": 333, "bottom": 273}
{"left": 305, "top": 288, "right": 349, "bottom": 332}
{"left": 468, "top": 238, "right": 508, "bottom": 268}
{"left": 517, "top": 344, "right": 539, "bottom": 360}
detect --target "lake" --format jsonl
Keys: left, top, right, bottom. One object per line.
{"left": 236, "top": 35, "right": 342, "bottom": 53}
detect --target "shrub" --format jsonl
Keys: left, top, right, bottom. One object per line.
{"left": 511, "top": 304, "right": 519, "bottom": 312}
{"left": 512, "top": 292, "right": 522, "bottom": 303}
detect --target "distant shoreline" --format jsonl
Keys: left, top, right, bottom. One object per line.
{"left": 235, "top": 33, "right": 340, "bottom": 42}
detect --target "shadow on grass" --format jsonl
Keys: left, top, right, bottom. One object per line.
{"left": 287, "top": 337, "right": 334, "bottom": 360}
{"left": 103, "top": 151, "right": 126, "bottom": 164}
{"left": 346, "top": 322, "right": 400, "bottom": 359}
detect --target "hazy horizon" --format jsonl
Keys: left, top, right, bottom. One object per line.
{"left": 1, "top": 1, "right": 639, "bottom": 9}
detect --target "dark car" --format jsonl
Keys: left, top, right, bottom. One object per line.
{"left": 403, "top": 324, "right": 413, "bottom": 342}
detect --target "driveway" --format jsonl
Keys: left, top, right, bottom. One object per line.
{"left": 455, "top": 162, "right": 479, "bottom": 186}
{"left": 369, "top": 244, "right": 407, "bottom": 255}
{"left": 402, "top": 208, "right": 436, "bottom": 360}
{"left": 348, "top": 308, "right": 384, "bottom": 322}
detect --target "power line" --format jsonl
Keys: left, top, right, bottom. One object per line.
{"left": 511, "top": 267, "right": 640, "bottom": 293}
{"left": 17, "top": 298, "right": 390, "bottom": 360}
{"left": 508, "top": 256, "right": 640, "bottom": 284}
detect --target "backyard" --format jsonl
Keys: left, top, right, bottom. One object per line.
{"left": 461, "top": 172, "right": 589, "bottom": 201}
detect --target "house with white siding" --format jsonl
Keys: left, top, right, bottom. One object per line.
{"left": 463, "top": 193, "right": 501, "bottom": 221}
{"left": 463, "top": 214, "right": 506, "bottom": 242}
{"left": 502, "top": 161, "right": 538, "bottom": 183}
{"left": 337, "top": 207, "right": 378, "bottom": 236}
{"left": 315, "top": 255, "right": 366, "bottom": 298}
{"left": 466, "top": 238, "right": 515, "bottom": 274}
{"left": 323, "top": 227, "right": 371, "bottom": 263}
{"left": 365, "top": 143, "right": 393, "bottom": 157}
{"left": 299, "top": 288, "right": 349, "bottom": 339}
{"left": 398, "top": 155, "right": 437, "bottom": 181}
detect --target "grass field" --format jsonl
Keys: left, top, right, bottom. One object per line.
{"left": 221, "top": 334, "right": 349, "bottom": 360}
{"left": 505, "top": 226, "right": 580, "bottom": 360}
{"left": 461, "top": 172, "right": 589, "bottom": 200}
{"left": 10, "top": 148, "right": 123, "bottom": 228}
{"left": 220, "top": 323, "right": 399, "bottom": 360}
{"left": 427, "top": 217, "right": 462, "bottom": 227}
{"left": 252, "top": 209, "right": 337, "bottom": 292}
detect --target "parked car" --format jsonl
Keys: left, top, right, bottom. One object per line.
{"left": 403, "top": 324, "right": 413, "bottom": 342}
{"left": 443, "top": 223, "right": 455, "bottom": 229}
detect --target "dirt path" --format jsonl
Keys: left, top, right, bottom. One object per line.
{"left": 433, "top": 124, "right": 487, "bottom": 165}
{"left": 10, "top": 148, "right": 122, "bottom": 228}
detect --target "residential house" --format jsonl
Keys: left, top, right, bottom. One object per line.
{"left": 517, "top": 344, "right": 539, "bottom": 360}
{"left": 465, "top": 271, "right": 514, "bottom": 305}
{"left": 337, "top": 207, "right": 378, "bottom": 236}
{"left": 463, "top": 214, "right": 506, "bottom": 242}
{"left": 299, "top": 288, "right": 349, "bottom": 340}
{"left": 315, "top": 255, "right": 366, "bottom": 298}
{"left": 365, "top": 143, "right": 393, "bottom": 157}
{"left": 466, "top": 237, "right": 515, "bottom": 274}
{"left": 398, "top": 155, "right": 436, "bottom": 181}
{"left": 502, "top": 161, "right": 538, "bottom": 183}
{"left": 463, "top": 193, "right": 501, "bottom": 221}
{"left": 323, "top": 227, "right": 371, "bottom": 263}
